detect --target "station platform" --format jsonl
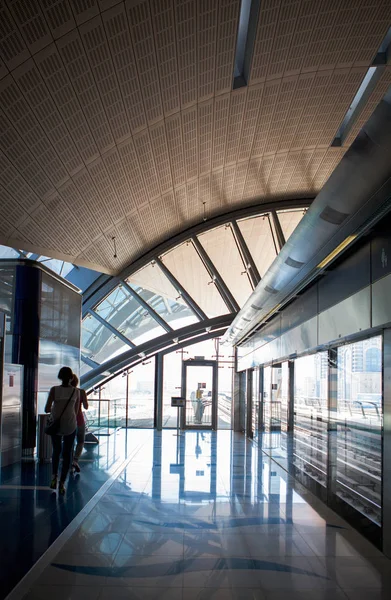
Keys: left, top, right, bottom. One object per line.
{"left": 2, "top": 430, "right": 391, "bottom": 600}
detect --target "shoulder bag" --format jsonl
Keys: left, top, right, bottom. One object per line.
{"left": 45, "top": 388, "right": 75, "bottom": 436}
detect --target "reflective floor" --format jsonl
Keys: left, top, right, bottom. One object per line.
{"left": 11, "top": 430, "right": 391, "bottom": 599}
{"left": 0, "top": 430, "right": 150, "bottom": 599}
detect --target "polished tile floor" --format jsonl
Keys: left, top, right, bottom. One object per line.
{"left": 10, "top": 430, "right": 391, "bottom": 599}
{"left": 0, "top": 429, "right": 150, "bottom": 599}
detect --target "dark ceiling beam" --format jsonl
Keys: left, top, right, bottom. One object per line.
{"left": 81, "top": 354, "right": 101, "bottom": 369}
{"left": 86, "top": 308, "right": 136, "bottom": 349}
{"left": 155, "top": 257, "right": 207, "bottom": 321}
{"left": 86, "top": 327, "right": 230, "bottom": 392}
{"left": 270, "top": 210, "right": 286, "bottom": 251}
{"left": 120, "top": 279, "right": 173, "bottom": 333}
{"left": 191, "top": 235, "right": 239, "bottom": 313}
{"left": 230, "top": 220, "right": 261, "bottom": 289}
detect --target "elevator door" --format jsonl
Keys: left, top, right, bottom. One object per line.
{"left": 181, "top": 360, "right": 218, "bottom": 430}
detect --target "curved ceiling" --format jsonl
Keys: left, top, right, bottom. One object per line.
{"left": 0, "top": 0, "right": 390, "bottom": 274}
{"left": 80, "top": 204, "right": 306, "bottom": 387}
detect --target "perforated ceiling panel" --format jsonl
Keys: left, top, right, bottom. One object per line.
{"left": 0, "top": 0, "right": 390, "bottom": 274}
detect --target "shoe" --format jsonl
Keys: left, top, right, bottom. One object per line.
{"left": 50, "top": 476, "right": 57, "bottom": 490}
{"left": 58, "top": 482, "right": 66, "bottom": 495}
{"left": 72, "top": 461, "right": 81, "bottom": 473}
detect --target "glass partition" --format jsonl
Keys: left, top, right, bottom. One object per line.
{"left": 127, "top": 359, "right": 155, "bottom": 427}
{"left": 251, "top": 368, "right": 259, "bottom": 438}
{"left": 162, "top": 350, "right": 183, "bottom": 428}
{"left": 100, "top": 372, "right": 127, "bottom": 428}
{"left": 336, "top": 336, "right": 382, "bottom": 525}
{"left": 294, "top": 352, "right": 328, "bottom": 487}
{"left": 262, "top": 366, "right": 272, "bottom": 432}
{"left": 38, "top": 272, "right": 81, "bottom": 413}
{"left": 280, "top": 362, "right": 289, "bottom": 433}
{"left": 162, "top": 338, "right": 233, "bottom": 429}
{"left": 217, "top": 342, "right": 234, "bottom": 430}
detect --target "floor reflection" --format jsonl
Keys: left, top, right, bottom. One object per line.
{"left": 23, "top": 429, "right": 391, "bottom": 600}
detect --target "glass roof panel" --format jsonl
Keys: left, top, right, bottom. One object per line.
{"left": 238, "top": 215, "right": 277, "bottom": 277}
{"left": 95, "top": 284, "right": 165, "bottom": 344}
{"left": 277, "top": 209, "right": 304, "bottom": 241}
{"left": 126, "top": 263, "right": 198, "bottom": 330}
{"left": 38, "top": 256, "right": 64, "bottom": 274}
{"left": 129, "top": 261, "right": 180, "bottom": 299}
{"left": 160, "top": 241, "right": 228, "bottom": 318}
{"left": 198, "top": 225, "right": 252, "bottom": 308}
{"left": 94, "top": 337, "right": 129, "bottom": 364}
{"left": 0, "top": 245, "right": 20, "bottom": 259}
{"left": 121, "top": 304, "right": 166, "bottom": 345}
{"left": 95, "top": 286, "right": 135, "bottom": 325}
{"left": 82, "top": 313, "right": 129, "bottom": 364}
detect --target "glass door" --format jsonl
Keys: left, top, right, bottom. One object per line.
{"left": 182, "top": 360, "right": 218, "bottom": 430}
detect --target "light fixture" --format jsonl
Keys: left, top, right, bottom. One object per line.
{"left": 317, "top": 235, "right": 357, "bottom": 269}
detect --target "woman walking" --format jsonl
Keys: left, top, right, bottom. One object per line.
{"left": 70, "top": 374, "right": 88, "bottom": 473}
{"left": 45, "top": 366, "right": 79, "bottom": 495}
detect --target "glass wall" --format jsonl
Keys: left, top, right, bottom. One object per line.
{"left": 90, "top": 336, "right": 233, "bottom": 430}
{"left": 37, "top": 271, "right": 81, "bottom": 414}
{"left": 127, "top": 360, "right": 155, "bottom": 427}
{"left": 251, "top": 369, "right": 259, "bottom": 439}
{"left": 336, "top": 336, "right": 382, "bottom": 525}
{"left": 262, "top": 366, "right": 272, "bottom": 432}
{"left": 162, "top": 350, "right": 182, "bottom": 428}
{"left": 293, "top": 352, "right": 328, "bottom": 487}
{"left": 162, "top": 337, "right": 233, "bottom": 429}
{"left": 97, "top": 372, "right": 127, "bottom": 428}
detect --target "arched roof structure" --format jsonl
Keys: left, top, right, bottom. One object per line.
{"left": 80, "top": 200, "right": 309, "bottom": 388}
{"left": 0, "top": 1, "right": 390, "bottom": 275}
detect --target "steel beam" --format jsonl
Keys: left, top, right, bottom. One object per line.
{"left": 192, "top": 236, "right": 239, "bottom": 313}
{"left": 87, "top": 308, "right": 136, "bottom": 349}
{"left": 81, "top": 313, "right": 233, "bottom": 388}
{"left": 81, "top": 354, "right": 100, "bottom": 369}
{"left": 121, "top": 280, "right": 173, "bottom": 333}
{"left": 155, "top": 257, "right": 207, "bottom": 321}
{"left": 230, "top": 221, "right": 261, "bottom": 288}
{"left": 270, "top": 210, "right": 286, "bottom": 251}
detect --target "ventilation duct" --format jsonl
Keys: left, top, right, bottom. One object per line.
{"left": 223, "top": 88, "right": 391, "bottom": 346}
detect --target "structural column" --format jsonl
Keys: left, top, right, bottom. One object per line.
{"left": 12, "top": 265, "right": 41, "bottom": 454}
{"left": 154, "top": 353, "right": 163, "bottom": 430}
